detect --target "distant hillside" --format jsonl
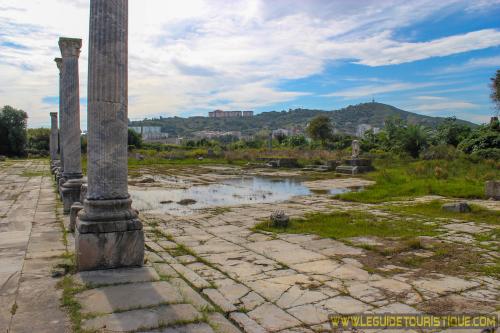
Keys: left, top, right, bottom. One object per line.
{"left": 129, "top": 103, "right": 476, "bottom": 137}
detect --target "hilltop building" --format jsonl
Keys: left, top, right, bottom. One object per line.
{"left": 356, "top": 124, "right": 380, "bottom": 137}
{"left": 208, "top": 109, "right": 254, "bottom": 118}
{"left": 128, "top": 126, "right": 169, "bottom": 143}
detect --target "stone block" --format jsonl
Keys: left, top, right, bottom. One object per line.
{"left": 69, "top": 202, "right": 83, "bottom": 232}
{"left": 75, "top": 226, "right": 144, "bottom": 271}
{"left": 74, "top": 266, "right": 159, "bottom": 287}
{"left": 441, "top": 202, "right": 471, "bottom": 213}
{"left": 485, "top": 180, "right": 500, "bottom": 200}
{"left": 76, "top": 281, "right": 183, "bottom": 314}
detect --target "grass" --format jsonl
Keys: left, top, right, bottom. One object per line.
{"left": 336, "top": 158, "right": 499, "bottom": 203}
{"left": 57, "top": 276, "right": 86, "bottom": 333}
{"left": 381, "top": 200, "right": 500, "bottom": 226}
{"left": 21, "top": 169, "right": 50, "bottom": 177}
{"left": 128, "top": 157, "right": 246, "bottom": 168}
{"left": 254, "top": 210, "right": 439, "bottom": 239}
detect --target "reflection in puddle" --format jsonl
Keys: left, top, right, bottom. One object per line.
{"left": 130, "top": 176, "right": 352, "bottom": 216}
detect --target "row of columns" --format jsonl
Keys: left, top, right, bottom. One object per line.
{"left": 49, "top": 0, "right": 144, "bottom": 272}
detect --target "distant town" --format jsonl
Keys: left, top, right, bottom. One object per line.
{"left": 128, "top": 107, "right": 382, "bottom": 144}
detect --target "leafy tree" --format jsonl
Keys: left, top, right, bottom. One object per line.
{"left": 458, "top": 124, "right": 500, "bottom": 159}
{"left": 491, "top": 69, "right": 500, "bottom": 116}
{"left": 436, "top": 117, "right": 471, "bottom": 147}
{"left": 285, "top": 134, "right": 307, "bottom": 147}
{"left": 402, "top": 124, "right": 430, "bottom": 158}
{"left": 127, "top": 128, "right": 143, "bottom": 149}
{"left": 274, "top": 132, "right": 287, "bottom": 144}
{"left": 0, "top": 105, "right": 28, "bottom": 156}
{"left": 306, "top": 115, "right": 333, "bottom": 146}
{"left": 27, "top": 128, "right": 50, "bottom": 152}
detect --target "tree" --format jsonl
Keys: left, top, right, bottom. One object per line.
{"left": 27, "top": 128, "right": 50, "bottom": 152}
{"left": 127, "top": 128, "right": 142, "bottom": 149}
{"left": 490, "top": 69, "right": 500, "bottom": 116}
{"left": 0, "top": 105, "right": 28, "bottom": 156}
{"left": 402, "top": 124, "right": 430, "bottom": 158}
{"left": 306, "top": 115, "right": 333, "bottom": 146}
{"left": 436, "top": 117, "right": 471, "bottom": 147}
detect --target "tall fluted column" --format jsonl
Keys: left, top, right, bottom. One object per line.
{"left": 54, "top": 58, "right": 63, "bottom": 179}
{"left": 49, "top": 112, "right": 59, "bottom": 160}
{"left": 76, "top": 0, "right": 144, "bottom": 271}
{"left": 59, "top": 37, "right": 84, "bottom": 213}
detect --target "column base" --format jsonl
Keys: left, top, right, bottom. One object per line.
{"left": 61, "top": 178, "right": 83, "bottom": 213}
{"left": 75, "top": 221, "right": 144, "bottom": 271}
{"left": 75, "top": 197, "right": 144, "bottom": 271}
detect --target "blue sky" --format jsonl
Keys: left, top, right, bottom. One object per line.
{"left": 1, "top": 0, "right": 500, "bottom": 128}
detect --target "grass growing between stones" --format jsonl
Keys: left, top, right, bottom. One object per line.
{"left": 58, "top": 276, "right": 88, "bottom": 333}
{"left": 254, "top": 210, "right": 439, "bottom": 239}
{"left": 20, "top": 169, "right": 50, "bottom": 177}
{"left": 336, "top": 158, "right": 499, "bottom": 203}
{"left": 381, "top": 200, "right": 500, "bottom": 225}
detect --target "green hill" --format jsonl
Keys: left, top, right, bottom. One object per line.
{"left": 129, "top": 102, "right": 477, "bottom": 137}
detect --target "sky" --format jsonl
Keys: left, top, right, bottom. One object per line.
{"left": 1, "top": 0, "right": 500, "bottom": 129}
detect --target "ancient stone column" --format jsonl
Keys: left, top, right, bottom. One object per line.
{"left": 49, "top": 112, "right": 59, "bottom": 160}
{"left": 59, "top": 37, "right": 84, "bottom": 213}
{"left": 54, "top": 58, "right": 63, "bottom": 179}
{"left": 76, "top": 0, "right": 144, "bottom": 271}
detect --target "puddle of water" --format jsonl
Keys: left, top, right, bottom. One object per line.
{"left": 130, "top": 176, "right": 351, "bottom": 216}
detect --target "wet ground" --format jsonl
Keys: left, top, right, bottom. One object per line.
{"left": 130, "top": 175, "right": 356, "bottom": 216}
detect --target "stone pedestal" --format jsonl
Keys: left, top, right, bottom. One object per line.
{"left": 336, "top": 158, "right": 373, "bottom": 175}
{"left": 59, "top": 37, "right": 83, "bottom": 211}
{"left": 75, "top": 0, "right": 144, "bottom": 271}
{"left": 485, "top": 181, "right": 500, "bottom": 200}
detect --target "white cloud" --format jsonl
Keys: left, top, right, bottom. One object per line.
{"left": 435, "top": 55, "right": 500, "bottom": 74}
{"left": 324, "top": 82, "right": 439, "bottom": 98}
{"left": 1, "top": 0, "right": 499, "bottom": 128}
{"left": 412, "top": 101, "right": 479, "bottom": 112}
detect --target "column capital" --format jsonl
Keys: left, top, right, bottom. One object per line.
{"left": 54, "top": 57, "right": 62, "bottom": 72}
{"left": 50, "top": 112, "right": 58, "bottom": 117}
{"left": 58, "top": 37, "right": 82, "bottom": 58}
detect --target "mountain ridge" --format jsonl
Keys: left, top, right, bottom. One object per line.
{"left": 129, "top": 102, "right": 477, "bottom": 137}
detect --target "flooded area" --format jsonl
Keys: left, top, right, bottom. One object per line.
{"left": 130, "top": 175, "right": 354, "bottom": 216}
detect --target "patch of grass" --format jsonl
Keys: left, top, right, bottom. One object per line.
{"left": 57, "top": 276, "right": 86, "bottom": 333}
{"left": 21, "top": 170, "right": 50, "bottom": 177}
{"left": 254, "top": 210, "right": 439, "bottom": 239}
{"left": 381, "top": 200, "right": 500, "bottom": 225}
{"left": 210, "top": 207, "right": 232, "bottom": 215}
{"left": 128, "top": 157, "right": 246, "bottom": 167}
{"left": 336, "top": 158, "right": 499, "bottom": 203}
{"left": 10, "top": 302, "right": 17, "bottom": 315}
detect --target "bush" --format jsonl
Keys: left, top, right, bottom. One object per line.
{"left": 458, "top": 125, "right": 500, "bottom": 156}
{"left": 421, "top": 144, "right": 460, "bottom": 160}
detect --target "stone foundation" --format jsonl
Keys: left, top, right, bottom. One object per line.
{"left": 336, "top": 158, "right": 374, "bottom": 175}
{"left": 75, "top": 222, "right": 144, "bottom": 271}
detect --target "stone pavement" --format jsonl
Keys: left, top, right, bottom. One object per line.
{"left": 139, "top": 196, "right": 499, "bottom": 333}
{"left": 0, "top": 160, "right": 69, "bottom": 332}
{"left": 1, "top": 160, "right": 499, "bottom": 332}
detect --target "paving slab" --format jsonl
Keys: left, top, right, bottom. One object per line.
{"left": 248, "top": 302, "right": 302, "bottom": 331}
{"left": 76, "top": 281, "right": 184, "bottom": 314}
{"left": 83, "top": 304, "right": 202, "bottom": 332}
{"left": 74, "top": 266, "right": 160, "bottom": 286}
